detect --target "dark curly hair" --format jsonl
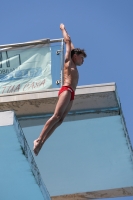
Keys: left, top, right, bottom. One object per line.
{"left": 71, "top": 48, "right": 87, "bottom": 58}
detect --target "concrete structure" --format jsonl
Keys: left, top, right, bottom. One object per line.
{"left": 0, "top": 82, "right": 118, "bottom": 120}
{"left": 0, "top": 111, "right": 50, "bottom": 200}
{"left": 0, "top": 83, "right": 133, "bottom": 199}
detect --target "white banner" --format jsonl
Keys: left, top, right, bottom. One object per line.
{"left": 0, "top": 44, "right": 52, "bottom": 94}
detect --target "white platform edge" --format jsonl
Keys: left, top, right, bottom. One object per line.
{"left": 0, "top": 83, "right": 116, "bottom": 103}
{"left": 0, "top": 111, "right": 14, "bottom": 126}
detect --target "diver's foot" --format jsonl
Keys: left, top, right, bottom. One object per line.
{"left": 33, "top": 139, "right": 43, "bottom": 156}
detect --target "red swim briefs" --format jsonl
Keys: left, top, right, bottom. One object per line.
{"left": 58, "top": 86, "right": 75, "bottom": 101}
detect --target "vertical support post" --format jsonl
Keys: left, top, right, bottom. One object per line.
{"left": 60, "top": 39, "right": 64, "bottom": 86}
{"left": 0, "top": 52, "right": 2, "bottom": 68}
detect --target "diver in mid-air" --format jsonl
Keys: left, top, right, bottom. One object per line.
{"left": 33, "top": 23, "right": 87, "bottom": 155}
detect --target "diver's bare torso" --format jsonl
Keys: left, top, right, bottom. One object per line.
{"left": 63, "top": 60, "right": 79, "bottom": 91}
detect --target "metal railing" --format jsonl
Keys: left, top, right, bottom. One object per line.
{"left": 0, "top": 38, "right": 63, "bottom": 48}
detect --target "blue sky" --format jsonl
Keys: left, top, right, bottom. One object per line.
{"left": 1, "top": 0, "right": 133, "bottom": 199}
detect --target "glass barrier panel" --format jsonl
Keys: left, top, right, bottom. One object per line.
{"left": 22, "top": 114, "right": 133, "bottom": 197}
{"left": 51, "top": 43, "right": 62, "bottom": 88}
{"left": 0, "top": 41, "right": 63, "bottom": 94}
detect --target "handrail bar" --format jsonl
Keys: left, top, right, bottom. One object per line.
{"left": 0, "top": 38, "right": 64, "bottom": 49}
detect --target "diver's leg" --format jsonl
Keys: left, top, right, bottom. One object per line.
{"left": 33, "top": 90, "right": 72, "bottom": 155}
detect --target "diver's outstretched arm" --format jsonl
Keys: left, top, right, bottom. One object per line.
{"left": 60, "top": 24, "right": 74, "bottom": 62}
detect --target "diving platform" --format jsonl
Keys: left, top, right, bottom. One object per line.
{"left": 0, "top": 83, "right": 133, "bottom": 199}
{"left": 0, "top": 82, "right": 118, "bottom": 124}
